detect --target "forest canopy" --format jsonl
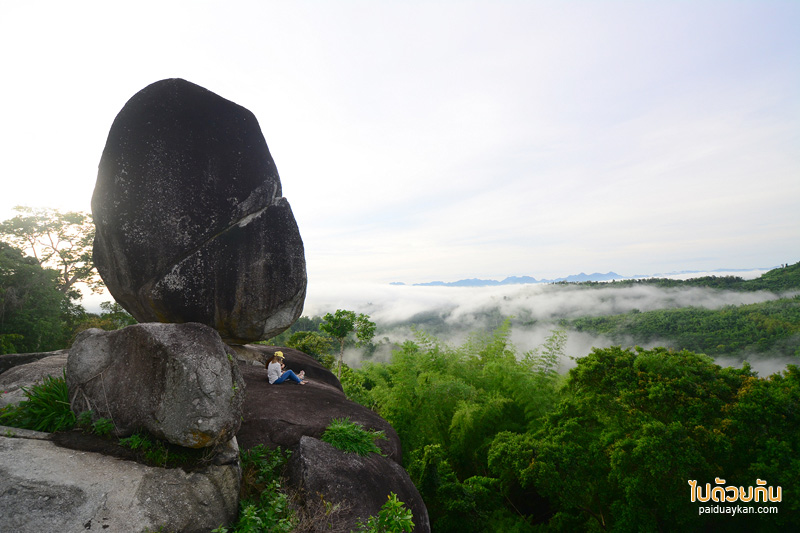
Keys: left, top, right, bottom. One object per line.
{"left": 341, "top": 324, "right": 797, "bottom": 531}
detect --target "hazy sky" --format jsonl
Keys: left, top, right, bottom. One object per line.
{"left": 2, "top": 1, "right": 798, "bottom": 299}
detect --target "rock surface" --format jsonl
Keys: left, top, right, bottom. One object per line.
{"left": 235, "top": 345, "right": 429, "bottom": 531}
{"left": 1, "top": 344, "right": 430, "bottom": 531}
{"left": 0, "top": 352, "right": 67, "bottom": 409}
{"left": 0, "top": 349, "right": 68, "bottom": 375}
{"left": 92, "top": 78, "right": 307, "bottom": 343}
{"left": 235, "top": 346, "right": 401, "bottom": 463}
{"left": 288, "top": 436, "right": 431, "bottom": 533}
{"left": 0, "top": 433, "right": 240, "bottom": 532}
{"left": 67, "top": 323, "right": 244, "bottom": 448}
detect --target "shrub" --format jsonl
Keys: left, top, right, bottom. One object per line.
{"left": 213, "top": 445, "right": 296, "bottom": 533}
{"left": 320, "top": 417, "right": 387, "bottom": 456}
{"left": 357, "top": 492, "right": 414, "bottom": 533}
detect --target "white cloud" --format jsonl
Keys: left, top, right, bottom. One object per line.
{"left": 1, "top": 0, "right": 798, "bottom": 287}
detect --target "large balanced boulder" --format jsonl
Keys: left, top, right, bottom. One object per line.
{"left": 92, "top": 78, "right": 306, "bottom": 343}
{"left": 67, "top": 323, "right": 244, "bottom": 448}
{"left": 0, "top": 433, "right": 240, "bottom": 532}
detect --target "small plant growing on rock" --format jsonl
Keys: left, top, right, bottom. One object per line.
{"left": 356, "top": 492, "right": 414, "bottom": 533}
{"left": 213, "top": 445, "right": 295, "bottom": 533}
{"left": 119, "top": 433, "right": 170, "bottom": 466}
{"left": 91, "top": 417, "right": 115, "bottom": 436}
{"left": 0, "top": 371, "right": 75, "bottom": 432}
{"left": 75, "top": 409, "right": 94, "bottom": 429}
{"left": 320, "top": 417, "right": 387, "bottom": 457}
{"left": 75, "top": 410, "right": 116, "bottom": 436}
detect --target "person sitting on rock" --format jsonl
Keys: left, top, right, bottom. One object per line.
{"left": 267, "top": 351, "right": 307, "bottom": 385}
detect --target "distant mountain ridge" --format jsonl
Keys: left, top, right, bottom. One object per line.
{"left": 391, "top": 268, "right": 773, "bottom": 287}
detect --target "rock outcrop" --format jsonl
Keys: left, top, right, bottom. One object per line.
{"left": 92, "top": 78, "right": 307, "bottom": 343}
{"left": 0, "top": 432, "right": 240, "bottom": 532}
{"left": 289, "top": 436, "right": 430, "bottom": 533}
{"left": 235, "top": 346, "right": 401, "bottom": 462}
{"left": 235, "top": 346, "right": 429, "bottom": 531}
{"left": 0, "top": 349, "right": 68, "bottom": 375}
{"left": 0, "top": 352, "right": 67, "bottom": 409}
{"left": 0, "top": 344, "right": 431, "bottom": 531}
{"left": 67, "top": 323, "right": 244, "bottom": 448}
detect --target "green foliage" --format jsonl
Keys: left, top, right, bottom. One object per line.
{"left": 117, "top": 432, "right": 211, "bottom": 468}
{"left": 119, "top": 433, "right": 170, "bottom": 466}
{"left": 285, "top": 330, "right": 333, "bottom": 359}
{"left": 569, "top": 296, "right": 800, "bottom": 357}
{"left": 342, "top": 322, "right": 564, "bottom": 530}
{"left": 69, "top": 301, "right": 138, "bottom": 347}
{"left": 356, "top": 492, "right": 414, "bottom": 533}
{"left": 743, "top": 261, "right": 800, "bottom": 291}
{"left": 75, "top": 409, "right": 94, "bottom": 429}
{"left": 214, "top": 445, "right": 295, "bottom": 533}
{"left": 264, "top": 315, "right": 324, "bottom": 346}
{"left": 0, "top": 371, "right": 75, "bottom": 432}
{"left": 73, "top": 410, "right": 116, "bottom": 436}
{"left": 520, "top": 346, "right": 799, "bottom": 530}
{"left": 320, "top": 309, "right": 377, "bottom": 378}
{"left": 320, "top": 417, "right": 387, "bottom": 456}
{"left": 0, "top": 242, "right": 76, "bottom": 353}
{"left": 583, "top": 262, "right": 800, "bottom": 293}
{"left": 91, "top": 417, "right": 115, "bottom": 436}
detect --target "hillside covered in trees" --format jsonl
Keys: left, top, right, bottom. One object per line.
{"left": 274, "top": 264, "right": 800, "bottom": 529}
{"left": 3, "top": 207, "right": 797, "bottom": 530}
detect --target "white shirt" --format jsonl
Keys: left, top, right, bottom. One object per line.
{"left": 267, "top": 361, "right": 283, "bottom": 384}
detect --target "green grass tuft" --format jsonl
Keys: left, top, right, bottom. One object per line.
{"left": 0, "top": 371, "right": 75, "bottom": 432}
{"left": 320, "top": 417, "right": 387, "bottom": 456}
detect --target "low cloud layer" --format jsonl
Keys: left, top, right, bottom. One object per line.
{"left": 304, "top": 276, "right": 790, "bottom": 326}
{"left": 305, "top": 277, "right": 799, "bottom": 375}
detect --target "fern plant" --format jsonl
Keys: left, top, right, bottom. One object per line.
{"left": 0, "top": 371, "right": 75, "bottom": 432}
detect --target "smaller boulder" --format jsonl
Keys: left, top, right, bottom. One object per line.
{"left": 288, "top": 435, "right": 430, "bottom": 533}
{"left": 0, "top": 434, "right": 240, "bottom": 532}
{"left": 67, "top": 323, "right": 244, "bottom": 448}
{"left": 0, "top": 352, "right": 68, "bottom": 409}
{"left": 0, "top": 349, "right": 68, "bottom": 375}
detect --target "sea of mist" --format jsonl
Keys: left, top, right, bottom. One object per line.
{"left": 304, "top": 271, "right": 799, "bottom": 376}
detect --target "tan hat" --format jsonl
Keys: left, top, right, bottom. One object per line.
{"left": 274, "top": 351, "right": 285, "bottom": 359}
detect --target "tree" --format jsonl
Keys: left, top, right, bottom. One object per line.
{"left": 73, "top": 301, "right": 137, "bottom": 336}
{"left": 319, "top": 309, "right": 376, "bottom": 379}
{"left": 286, "top": 330, "right": 334, "bottom": 359}
{"left": 0, "top": 206, "right": 102, "bottom": 299}
{"left": 516, "top": 346, "right": 797, "bottom": 531}
{"left": 0, "top": 242, "right": 72, "bottom": 353}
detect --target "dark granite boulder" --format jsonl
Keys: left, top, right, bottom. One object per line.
{"left": 92, "top": 78, "right": 306, "bottom": 343}
{"left": 288, "top": 436, "right": 431, "bottom": 533}
{"left": 235, "top": 346, "right": 401, "bottom": 463}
